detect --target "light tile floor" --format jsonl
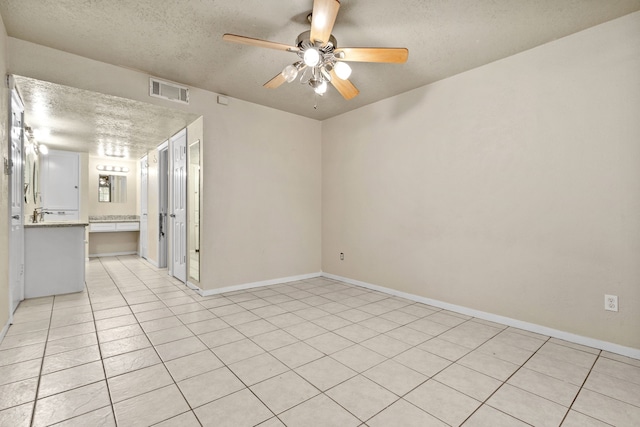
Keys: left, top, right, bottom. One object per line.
{"left": 1, "top": 255, "right": 639, "bottom": 426}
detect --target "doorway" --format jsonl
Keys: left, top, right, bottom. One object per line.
{"left": 158, "top": 143, "right": 169, "bottom": 268}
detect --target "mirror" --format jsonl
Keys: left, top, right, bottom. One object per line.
{"left": 99, "top": 174, "right": 127, "bottom": 203}
{"left": 188, "top": 140, "right": 200, "bottom": 282}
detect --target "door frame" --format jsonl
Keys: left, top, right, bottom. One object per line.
{"left": 139, "top": 156, "right": 148, "bottom": 259}
{"left": 169, "top": 129, "right": 187, "bottom": 282}
{"left": 157, "top": 141, "right": 168, "bottom": 268}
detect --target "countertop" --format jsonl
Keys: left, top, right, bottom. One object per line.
{"left": 24, "top": 221, "right": 89, "bottom": 228}
{"left": 89, "top": 215, "right": 139, "bottom": 223}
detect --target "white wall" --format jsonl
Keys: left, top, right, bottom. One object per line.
{"left": 322, "top": 12, "right": 640, "bottom": 350}
{"left": 7, "top": 39, "right": 322, "bottom": 290}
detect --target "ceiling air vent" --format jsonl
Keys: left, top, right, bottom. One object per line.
{"left": 149, "top": 78, "right": 189, "bottom": 104}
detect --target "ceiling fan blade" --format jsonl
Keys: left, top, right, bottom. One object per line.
{"left": 223, "top": 34, "right": 299, "bottom": 52}
{"left": 310, "top": 0, "right": 341, "bottom": 45}
{"left": 335, "top": 47, "right": 409, "bottom": 63}
{"left": 329, "top": 69, "right": 359, "bottom": 100}
{"left": 264, "top": 73, "right": 286, "bottom": 89}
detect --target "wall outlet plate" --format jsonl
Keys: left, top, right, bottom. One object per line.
{"left": 604, "top": 294, "right": 618, "bottom": 312}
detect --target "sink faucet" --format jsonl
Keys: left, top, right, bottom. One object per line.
{"left": 31, "top": 207, "right": 51, "bottom": 223}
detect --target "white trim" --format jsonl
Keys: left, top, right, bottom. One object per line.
{"left": 322, "top": 272, "right": 640, "bottom": 360}
{"left": 88, "top": 251, "right": 138, "bottom": 258}
{"left": 186, "top": 281, "right": 202, "bottom": 296}
{"left": 198, "top": 272, "right": 323, "bottom": 297}
{"left": 0, "top": 319, "right": 10, "bottom": 344}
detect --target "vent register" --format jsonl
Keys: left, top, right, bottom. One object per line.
{"left": 149, "top": 78, "right": 189, "bottom": 104}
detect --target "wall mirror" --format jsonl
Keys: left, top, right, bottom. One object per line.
{"left": 188, "top": 140, "right": 200, "bottom": 282}
{"left": 99, "top": 174, "right": 127, "bottom": 203}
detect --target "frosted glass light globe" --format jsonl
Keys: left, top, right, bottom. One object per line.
{"left": 334, "top": 61, "right": 352, "bottom": 80}
{"left": 303, "top": 48, "right": 320, "bottom": 67}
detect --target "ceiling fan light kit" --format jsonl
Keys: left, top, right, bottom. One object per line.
{"left": 222, "top": 0, "right": 408, "bottom": 102}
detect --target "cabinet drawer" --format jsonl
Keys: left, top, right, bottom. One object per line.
{"left": 116, "top": 222, "right": 139, "bottom": 231}
{"left": 89, "top": 223, "right": 116, "bottom": 232}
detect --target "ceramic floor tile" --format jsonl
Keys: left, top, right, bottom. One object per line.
{"left": 155, "top": 336, "right": 207, "bottom": 361}
{"left": 406, "top": 317, "right": 452, "bottom": 336}
{"left": 113, "top": 384, "right": 190, "bottom": 427}
{"left": 178, "top": 310, "right": 217, "bottom": 324}
{"left": 458, "top": 351, "right": 520, "bottom": 381}
{"left": 234, "top": 319, "right": 279, "bottom": 337}
{"left": 38, "top": 360, "right": 105, "bottom": 398}
{"left": 393, "top": 347, "right": 451, "bottom": 377}
{"left": 283, "top": 321, "right": 328, "bottom": 340}
{"left": 326, "top": 375, "right": 398, "bottom": 421}
{"left": 0, "top": 342, "right": 46, "bottom": 366}
{"left": 571, "top": 388, "right": 640, "bottom": 427}
{"left": 212, "top": 338, "right": 265, "bottom": 365}
{"left": 331, "top": 344, "right": 387, "bottom": 373}
{"left": 434, "top": 363, "right": 502, "bottom": 401}
{"left": 476, "top": 339, "right": 534, "bottom": 365}
{"left": 194, "top": 389, "right": 272, "bottom": 427}
{"left": 47, "top": 322, "right": 96, "bottom": 341}
{"left": 405, "top": 380, "right": 481, "bottom": 426}
{"left": 384, "top": 325, "right": 433, "bottom": 346}
{"left": 103, "top": 347, "right": 162, "bottom": 378}
{"left": 363, "top": 359, "right": 428, "bottom": 396}
{"left": 198, "top": 327, "right": 245, "bottom": 348}
{"left": 42, "top": 345, "right": 101, "bottom": 375}
{"left": 295, "top": 356, "right": 356, "bottom": 391}
{"left": 99, "top": 334, "right": 151, "bottom": 358}
{"left": 418, "top": 337, "right": 472, "bottom": 361}
{"left": 507, "top": 367, "right": 580, "bottom": 407}
{"left": 0, "top": 358, "right": 42, "bottom": 386}
{"left": 537, "top": 341, "right": 598, "bottom": 369}
{"left": 146, "top": 325, "right": 194, "bottom": 345}
{"left": 228, "top": 352, "right": 289, "bottom": 386}
{"left": 561, "top": 409, "right": 612, "bottom": 427}
{"left": 93, "top": 306, "right": 132, "bottom": 320}
{"left": 250, "top": 371, "right": 319, "bottom": 414}
{"left": 178, "top": 366, "right": 245, "bottom": 408}
{"left": 0, "top": 377, "right": 38, "bottom": 411}
{"left": 52, "top": 405, "right": 115, "bottom": 427}
{"left": 270, "top": 341, "right": 324, "bottom": 369}
{"left": 32, "top": 381, "right": 111, "bottom": 427}
{"left": 591, "top": 356, "right": 640, "bottom": 386}
{"left": 334, "top": 323, "right": 380, "bottom": 343}
{"left": 311, "top": 314, "right": 353, "bottom": 331}
{"left": 491, "top": 330, "right": 546, "bottom": 352}
{"left": 186, "top": 318, "right": 229, "bottom": 335}
{"left": 0, "top": 401, "right": 33, "bottom": 427}
{"left": 164, "top": 349, "right": 224, "bottom": 382}
{"left": 462, "top": 404, "right": 529, "bottom": 426}
{"left": 252, "top": 329, "right": 299, "bottom": 351}
{"left": 153, "top": 411, "right": 201, "bottom": 427}
{"left": 6, "top": 319, "right": 50, "bottom": 336}
{"left": 139, "top": 316, "right": 183, "bottom": 333}
{"left": 487, "top": 384, "right": 567, "bottom": 427}
{"left": 108, "top": 363, "right": 174, "bottom": 403}
{"left": 94, "top": 315, "right": 138, "bottom": 332}
{"left": 362, "top": 334, "right": 412, "bottom": 358}
{"left": 279, "top": 394, "right": 361, "bottom": 427}
{"left": 96, "top": 324, "right": 144, "bottom": 343}
{"left": 367, "top": 399, "right": 447, "bottom": 427}
{"left": 0, "top": 329, "right": 48, "bottom": 351}
{"left": 524, "top": 353, "right": 591, "bottom": 385}
{"left": 305, "top": 332, "right": 354, "bottom": 355}
{"left": 583, "top": 369, "right": 640, "bottom": 407}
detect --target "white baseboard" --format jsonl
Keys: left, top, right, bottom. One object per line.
{"left": 322, "top": 272, "right": 640, "bottom": 360}
{"left": 198, "top": 272, "right": 323, "bottom": 297}
{"left": 88, "top": 251, "right": 138, "bottom": 258}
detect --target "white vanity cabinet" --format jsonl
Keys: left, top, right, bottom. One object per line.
{"left": 40, "top": 150, "right": 80, "bottom": 221}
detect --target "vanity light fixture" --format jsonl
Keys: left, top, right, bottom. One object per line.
{"left": 96, "top": 164, "right": 129, "bottom": 173}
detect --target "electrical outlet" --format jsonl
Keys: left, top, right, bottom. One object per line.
{"left": 340, "top": 252, "right": 344, "bottom": 261}
{"left": 604, "top": 294, "right": 618, "bottom": 312}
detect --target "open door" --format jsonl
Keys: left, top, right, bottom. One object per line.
{"left": 157, "top": 143, "right": 168, "bottom": 268}
{"left": 170, "top": 130, "right": 187, "bottom": 282}
{"left": 9, "top": 87, "right": 25, "bottom": 315}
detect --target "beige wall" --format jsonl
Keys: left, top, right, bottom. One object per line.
{"left": 88, "top": 232, "right": 139, "bottom": 256}
{"left": 322, "top": 12, "right": 640, "bottom": 349}
{"left": 0, "top": 14, "right": 9, "bottom": 331}
{"left": 7, "top": 38, "right": 323, "bottom": 290}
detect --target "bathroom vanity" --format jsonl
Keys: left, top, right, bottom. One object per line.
{"left": 24, "top": 221, "right": 88, "bottom": 298}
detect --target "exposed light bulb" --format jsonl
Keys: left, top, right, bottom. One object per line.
{"left": 303, "top": 48, "right": 320, "bottom": 67}
{"left": 334, "top": 61, "right": 352, "bottom": 80}
{"left": 282, "top": 64, "right": 299, "bottom": 83}
{"left": 314, "top": 80, "right": 328, "bottom": 95}
{"left": 38, "top": 144, "right": 49, "bottom": 155}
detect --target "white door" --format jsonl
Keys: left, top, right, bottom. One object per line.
{"left": 170, "top": 130, "right": 187, "bottom": 282}
{"left": 41, "top": 150, "right": 80, "bottom": 221}
{"left": 9, "top": 89, "right": 25, "bottom": 315}
{"left": 140, "top": 156, "right": 148, "bottom": 259}
{"left": 158, "top": 144, "right": 168, "bottom": 268}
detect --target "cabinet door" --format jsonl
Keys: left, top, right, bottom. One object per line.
{"left": 41, "top": 150, "right": 80, "bottom": 211}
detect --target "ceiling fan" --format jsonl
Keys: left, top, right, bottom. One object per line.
{"left": 223, "top": 0, "right": 408, "bottom": 100}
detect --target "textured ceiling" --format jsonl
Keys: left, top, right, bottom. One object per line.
{"left": 15, "top": 76, "right": 200, "bottom": 158}
{"left": 1, "top": 0, "right": 639, "bottom": 151}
